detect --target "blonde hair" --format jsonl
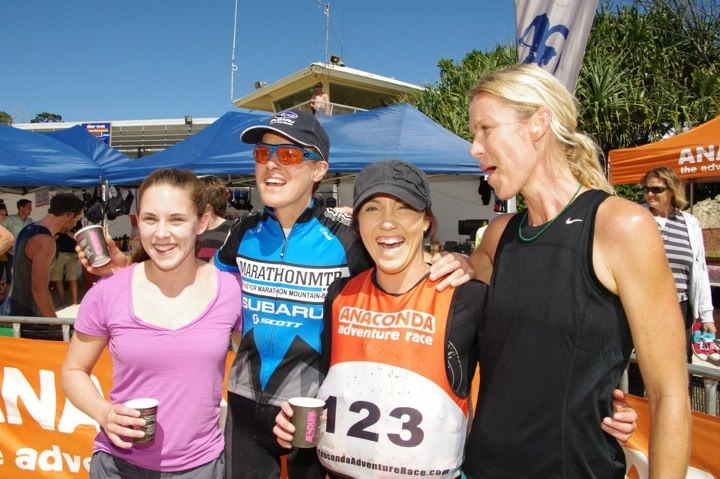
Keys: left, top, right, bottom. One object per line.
{"left": 640, "top": 166, "right": 687, "bottom": 210}
{"left": 468, "top": 64, "right": 613, "bottom": 194}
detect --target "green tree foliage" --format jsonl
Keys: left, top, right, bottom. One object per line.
{"left": 409, "top": 0, "right": 720, "bottom": 203}
{"left": 580, "top": 0, "right": 720, "bottom": 155}
{"left": 31, "top": 112, "right": 63, "bottom": 123}
{"left": 404, "top": 46, "right": 517, "bottom": 143}
{"left": 0, "top": 111, "right": 12, "bottom": 125}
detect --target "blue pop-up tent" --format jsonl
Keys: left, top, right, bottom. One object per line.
{"left": 0, "top": 124, "right": 104, "bottom": 189}
{"left": 322, "top": 104, "right": 477, "bottom": 174}
{"left": 44, "top": 125, "right": 132, "bottom": 169}
{"left": 104, "top": 104, "right": 479, "bottom": 184}
{"left": 103, "top": 110, "right": 272, "bottom": 184}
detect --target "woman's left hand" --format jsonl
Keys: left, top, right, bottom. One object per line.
{"left": 429, "top": 251, "right": 476, "bottom": 291}
{"left": 601, "top": 389, "right": 638, "bottom": 444}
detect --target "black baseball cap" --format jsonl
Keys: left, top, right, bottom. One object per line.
{"left": 240, "top": 111, "right": 330, "bottom": 162}
{"left": 353, "top": 160, "right": 432, "bottom": 210}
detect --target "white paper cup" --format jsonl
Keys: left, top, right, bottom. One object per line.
{"left": 124, "top": 398, "right": 159, "bottom": 444}
{"left": 74, "top": 224, "right": 111, "bottom": 268}
{"left": 289, "top": 397, "right": 325, "bottom": 448}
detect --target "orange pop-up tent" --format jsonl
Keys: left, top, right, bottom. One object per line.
{"left": 608, "top": 115, "right": 720, "bottom": 186}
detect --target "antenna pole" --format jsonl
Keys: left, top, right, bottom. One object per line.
{"left": 324, "top": 2, "right": 330, "bottom": 63}
{"left": 230, "top": 0, "right": 239, "bottom": 103}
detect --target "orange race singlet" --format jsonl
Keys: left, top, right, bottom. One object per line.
{"left": 316, "top": 270, "right": 468, "bottom": 479}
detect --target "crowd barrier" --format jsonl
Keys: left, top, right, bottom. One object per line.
{"left": 1, "top": 318, "right": 719, "bottom": 478}
{"left": 621, "top": 353, "right": 720, "bottom": 417}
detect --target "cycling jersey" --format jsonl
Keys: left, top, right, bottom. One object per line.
{"left": 215, "top": 201, "right": 372, "bottom": 406}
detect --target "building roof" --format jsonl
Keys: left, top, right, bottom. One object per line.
{"left": 233, "top": 61, "right": 423, "bottom": 114}
{"left": 13, "top": 62, "right": 424, "bottom": 157}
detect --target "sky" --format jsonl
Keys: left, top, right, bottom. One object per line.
{"left": 1, "top": 1, "right": 517, "bottom": 124}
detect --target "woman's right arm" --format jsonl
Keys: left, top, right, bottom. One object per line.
{"left": 61, "top": 332, "right": 144, "bottom": 448}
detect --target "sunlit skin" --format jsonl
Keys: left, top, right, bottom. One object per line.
{"left": 468, "top": 93, "right": 540, "bottom": 202}
{"left": 254, "top": 132, "right": 328, "bottom": 229}
{"left": 137, "top": 184, "right": 208, "bottom": 276}
{"left": 357, "top": 195, "right": 430, "bottom": 294}
{"left": 427, "top": 89, "right": 686, "bottom": 470}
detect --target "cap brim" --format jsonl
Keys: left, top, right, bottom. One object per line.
{"left": 240, "top": 125, "right": 312, "bottom": 149}
{"left": 353, "top": 184, "right": 429, "bottom": 211}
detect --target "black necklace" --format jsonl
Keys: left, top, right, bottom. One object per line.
{"left": 518, "top": 184, "right": 583, "bottom": 242}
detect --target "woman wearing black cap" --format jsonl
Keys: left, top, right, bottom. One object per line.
{"left": 276, "top": 160, "right": 484, "bottom": 478}
{"left": 272, "top": 161, "right": 637, "bottom": 479}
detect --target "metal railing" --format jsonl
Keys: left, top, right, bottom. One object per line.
{"left": 621, "top": 353, "right": 720, "bottom": 416}
{"left": 1, "top": 316, "right": 75, "bottom": 342}
{"left": 288, "top": 100, "right": 368, "bottom": 117}
{"left": 3, "top": 318, "right": 719, "bottom": 416}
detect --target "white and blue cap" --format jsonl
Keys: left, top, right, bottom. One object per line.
{"left": 240, "top": 111, "right": 330, "bottom": 162}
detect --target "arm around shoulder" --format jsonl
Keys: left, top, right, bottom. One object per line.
{"left": 467, "top": 213, "right": 513, "bottom": 284}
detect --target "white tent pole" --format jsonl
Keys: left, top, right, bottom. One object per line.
{"left": 690, "top": 179, "right": 695, "bottom": 214}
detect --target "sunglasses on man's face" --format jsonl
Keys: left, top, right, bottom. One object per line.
{"left": 641, "top": 186, "right": 668, "bottom": 194}
{"left": 253, "top": 143, "right": 322, "bottom": 165}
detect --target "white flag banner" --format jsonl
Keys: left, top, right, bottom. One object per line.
{"left": 514, "top": 0, "right": 599, "bottom": 92}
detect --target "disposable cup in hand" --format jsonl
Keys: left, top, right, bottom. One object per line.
{"left": 289, "top": 397, "right": 325, "bottom": 448}
{"left": 124, "top": 398, "right": 159, "bottom": 444}
{"left": 74, "top": 224, "right": 111, "bottom": 268}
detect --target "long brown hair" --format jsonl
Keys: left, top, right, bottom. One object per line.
{"left": 131, "top": 168, "right": 206, "bottom": 263}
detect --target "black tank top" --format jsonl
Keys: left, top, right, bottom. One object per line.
{"left": 464, "top": 189, "right": 631, "bottom": 479}
{"left": 9, "top": 224, "right": 65, "bottom": 340}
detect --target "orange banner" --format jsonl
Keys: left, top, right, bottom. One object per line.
{"left": 2, "top": 337, "right": 718, "bottom": 478}
{"left": 0, "top": 337, "right": 235, "bottom": 479}
{"left": 623, "top": 395, "right": 719, "bottom": 478}
{"left": 608, "top": 115, "right": 720, "bottom": 186}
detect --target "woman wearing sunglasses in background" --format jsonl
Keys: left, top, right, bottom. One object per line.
{"left": 641, "top": 167, "right": 718, "bottom": 362}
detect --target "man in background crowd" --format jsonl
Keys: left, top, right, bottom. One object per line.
{"left": 198, "top": 175, "right": 234, "bottom": 262}
{"left": 310, "top": 82, "right": 330, "bottom": 115}
{"left": 6, "top": 193, "right": 84, "bottom": 339}
{"left": 50, "top": 224, "right": 81, "bottom": 307}
{"left": 1, "top": 198, "right": 34, "bottom": 285}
